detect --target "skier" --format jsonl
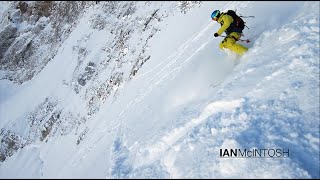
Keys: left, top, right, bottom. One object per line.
{"left": 211, "top": 10, "right": 248, "bottom": 56}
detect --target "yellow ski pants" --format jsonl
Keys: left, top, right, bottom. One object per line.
{"left": 219, "top": 32, "right": 248, "bottom": 56}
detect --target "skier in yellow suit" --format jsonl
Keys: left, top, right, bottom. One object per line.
{"left": 211, "top": 10, "right": 248, "bottom": 56}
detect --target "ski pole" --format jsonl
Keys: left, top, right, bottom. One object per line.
{"left": 239, "top": 39, "right": 250, "bottom": 43}
{"left": 219, "top": 35, "right": 250, "bottom": 43}
{"left": 239, "top": 15, "right": 255, "bottom": 18}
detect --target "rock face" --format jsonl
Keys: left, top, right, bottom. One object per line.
{"left": 0, "top": 24, "right": 17, "bottom": 61}
{"left": 0, "top": 1, "right": 94, "bottom": 84}
{"left": 0, "top": 1, "right": 202, "bottom": 164}
{"left": 0, "top": 1, "right": 200, "bottom": 84}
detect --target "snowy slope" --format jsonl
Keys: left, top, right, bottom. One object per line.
{"left": 0, "top": 1, "right": 319, "bottom": 179}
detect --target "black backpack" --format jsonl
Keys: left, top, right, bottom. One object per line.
{"left": 224, "top": 10, "right": 245, "bottom": 31}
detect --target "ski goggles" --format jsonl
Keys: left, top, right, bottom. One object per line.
{"left": 212, "top": 17, "right": 218, "bottom": 21}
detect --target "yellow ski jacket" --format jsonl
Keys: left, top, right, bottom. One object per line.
{"left": 216, "top": 13, "right": 234, "bottom": 35}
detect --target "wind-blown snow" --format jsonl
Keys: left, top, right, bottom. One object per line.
{"left": 0, "top": 1, "right": 319, "bottom": 179}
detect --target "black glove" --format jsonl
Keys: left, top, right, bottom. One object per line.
{"left": 214, "top": 33, "right": 219, "bottom": 37}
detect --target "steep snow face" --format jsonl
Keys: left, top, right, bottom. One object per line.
{"left": 0, "top": 1, "right": 319, "bottom": 179}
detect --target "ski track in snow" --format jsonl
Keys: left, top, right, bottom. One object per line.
{"left": 118, "top": 22, "right": 212, "bottom": 117}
